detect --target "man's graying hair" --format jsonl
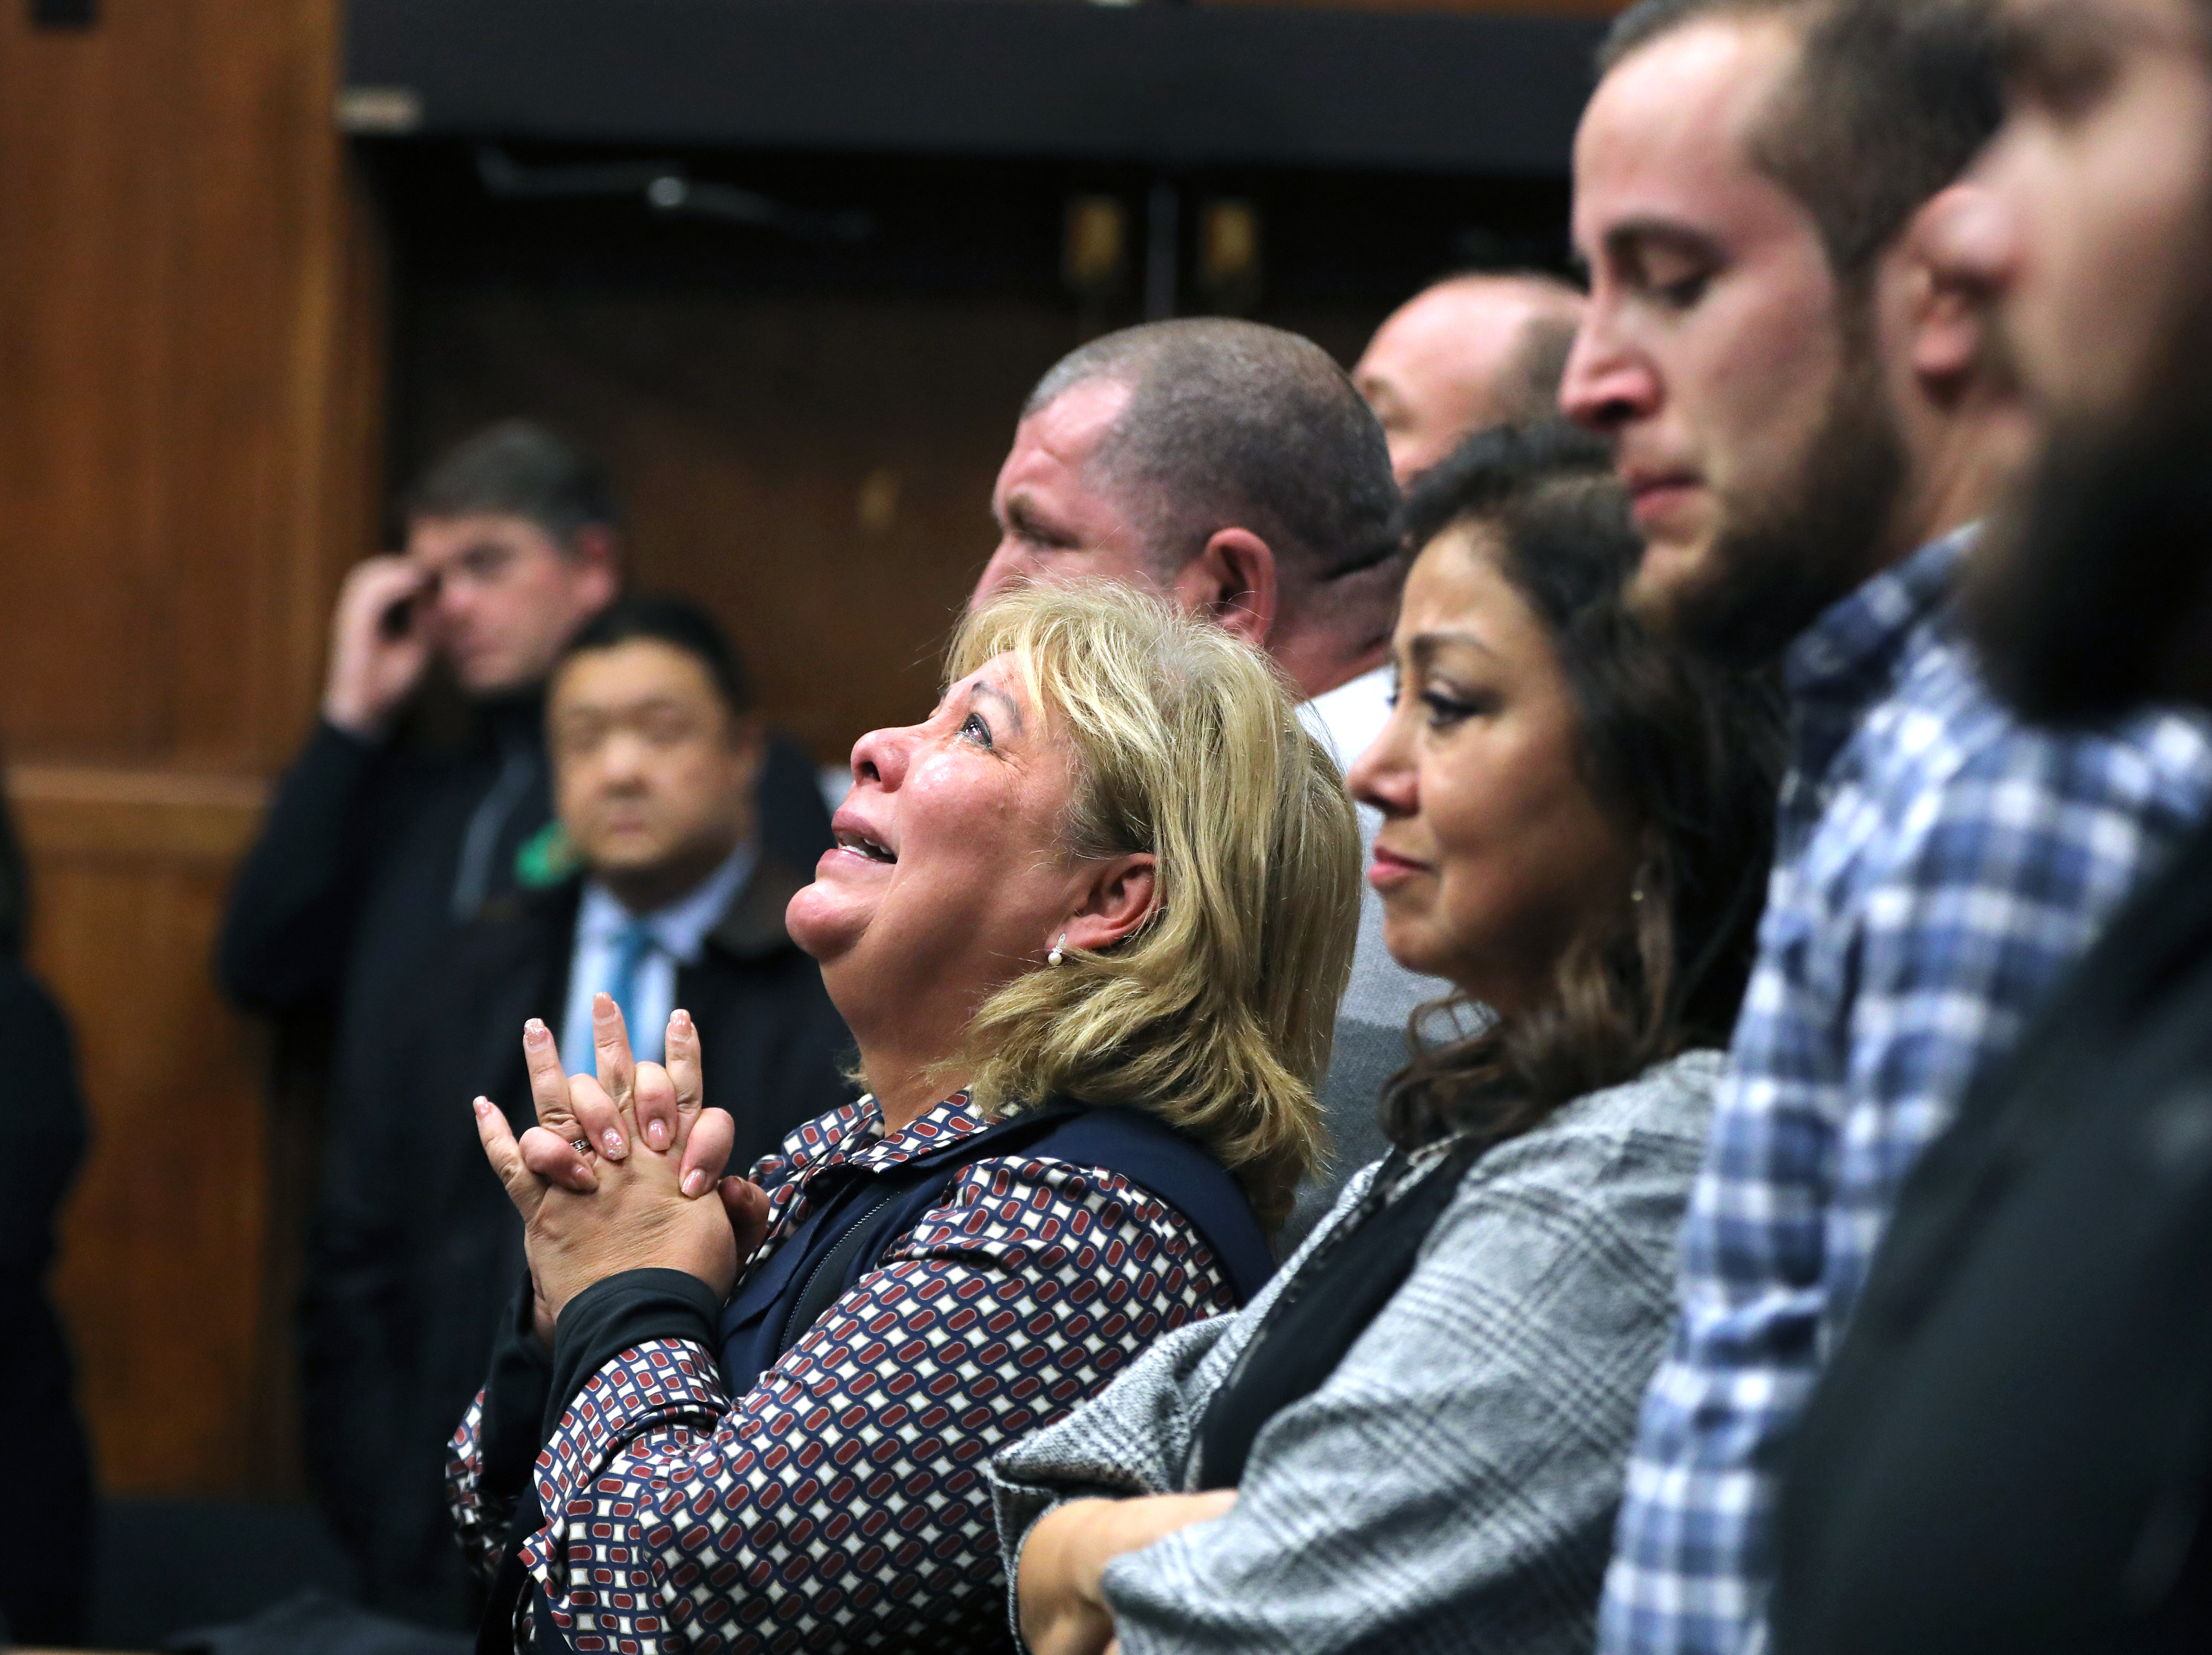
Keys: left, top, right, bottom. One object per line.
{"left": 402, "top": 418, "right": 622, "bottom": 549}
{"left": 1602, "top": 0, "right": 2002, "bottom": 284}
{"left": 1023, "top": 319, "right": 1401, "bottom": 589}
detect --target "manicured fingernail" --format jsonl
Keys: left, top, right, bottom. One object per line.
{"left": 473, "top": 1097, "right": 491, "bottom": 1117}
{"left": 646, "top": 1118, "right": 670, "bottom": 1150}
{"left": 601, "top": 1129, "right": 626, "bottom": 1159}
{"left": 682, "top": 1168, "right": 707, "bottom": 1197}
{"left": 524, "top": 1019, "right": 547, "bottom": 1040}
{"left": 672, "top": 1008, "right": 692, "bottom": 1032}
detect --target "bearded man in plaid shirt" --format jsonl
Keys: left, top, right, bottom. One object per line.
{"left": 1559, "top": 1, "right": 2212, "bottom": 1651}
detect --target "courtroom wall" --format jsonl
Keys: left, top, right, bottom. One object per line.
{"left": 0, "top": 0, "right": 380, "bottom": 1494}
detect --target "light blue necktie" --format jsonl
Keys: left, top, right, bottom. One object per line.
{"left": 604, "top": 920, "right": 655, "bottom": 1043}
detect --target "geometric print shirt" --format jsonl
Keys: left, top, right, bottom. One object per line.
{"left": 447, "top": 1090, "right": 1237, "bottom": 1654}
{"left": 1598, "top": 532, "right": 2212, "bottom": 1655}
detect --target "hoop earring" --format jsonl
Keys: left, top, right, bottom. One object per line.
{"left": 1047, "top": 933, "right": 1067, "bottom": 967}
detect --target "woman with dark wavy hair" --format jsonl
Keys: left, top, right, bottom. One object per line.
{"left": 995, "top": 421, "right": 1786, "bottom": 1655}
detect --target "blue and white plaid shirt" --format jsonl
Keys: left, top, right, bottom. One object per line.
{"left": 1598, "top": 532, "right": 2212, "bottom": 1655}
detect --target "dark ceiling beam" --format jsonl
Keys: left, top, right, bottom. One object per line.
{"left": 341, "top": 0, "right": 1605, "bottom": 176}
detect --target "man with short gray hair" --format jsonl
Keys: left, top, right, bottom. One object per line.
{"left": 972, "top": 318, "right": 1448, "bottom": 1247}
{"left": 973, "top": 318, "right": 1406, "bottom": 706}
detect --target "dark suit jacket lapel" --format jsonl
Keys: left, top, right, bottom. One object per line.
{"left": 463, "top": 878, "right": 584, "bottom": 1137}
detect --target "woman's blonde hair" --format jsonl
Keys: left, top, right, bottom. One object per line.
{"left": 936, "top": 581, "right": 1360, "bottom": 1231}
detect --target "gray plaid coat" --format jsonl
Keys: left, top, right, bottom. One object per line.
{"left": 990, "top": 1049, "right": 1722, "bottom": 1655}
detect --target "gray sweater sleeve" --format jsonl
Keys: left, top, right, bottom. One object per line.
{"left": 992, "top": 1050, "right": 1720, "bottom": 1655}
{"left": 991, "top": 1167, "right": 1388, "bottom": 1583}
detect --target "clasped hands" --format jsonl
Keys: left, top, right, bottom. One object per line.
{"left": 477, "top": 996, "right": 1237, "bottom": 1655}
{"left": 472, "top": 992, "right": 773, "bottom": 1348}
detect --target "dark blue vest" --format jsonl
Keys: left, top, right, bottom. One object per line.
{"left": 718, "top": 1098, "right": 1275, "bottom": 1393}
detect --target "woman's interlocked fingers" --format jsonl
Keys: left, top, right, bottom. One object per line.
{"left": 470, "top": 994, "right": 765, "bottom": 1338}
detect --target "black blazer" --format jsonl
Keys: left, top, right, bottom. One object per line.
{"left": 0, "top": 961, "right": 94, "bottom": 1645}
{"left": 301, "top": 851, "right": 854, "bottom": 1625}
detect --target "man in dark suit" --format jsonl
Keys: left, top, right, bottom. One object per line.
{"left": 303, "top": 595, "right": 852, "bottom": 1627}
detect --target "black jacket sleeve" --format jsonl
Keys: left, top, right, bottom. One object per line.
{"left": 466, "top": 1269, "right": 716, "bottom": 1555}
{"left": 0, "top": 964, "right": 92, "bottom": 1648}
{"left": 298, "top": 895, "right": 469, "bottom": 1559}
{"left": 0, "top": 964, "right": 86, "bottom": 1279}
{"left": 545, "top": 1269, "right": 721, "bottom": 1437}
{"left": 216, "top": 720, "right": 400, "bottom": 1013}
{"left": 477, "top": 1272, "right": 555, "bottom": 1516}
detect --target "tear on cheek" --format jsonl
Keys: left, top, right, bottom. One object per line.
{"left": 907, "top": 762, "right": 952, "bottom": 795}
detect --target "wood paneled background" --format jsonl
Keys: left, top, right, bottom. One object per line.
{"left": 0, "top": 0, "right": 381, "bottom": 1494}
{"left": 0, "top": 0, "right": 1588, "bottom": 1499}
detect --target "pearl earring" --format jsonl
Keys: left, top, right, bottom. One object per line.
{"left": 1048, "top": 933, "right": 1067, "bottom": 967}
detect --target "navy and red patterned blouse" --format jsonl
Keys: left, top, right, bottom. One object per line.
{"left": 447, "top": 1090, "right": 1238, "bottom": 1653}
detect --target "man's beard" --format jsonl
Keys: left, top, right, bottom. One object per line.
{"left": 1667, "top": 346, "right": 1908, "bottom": 669}
{"left": 1966, "top": 288, "right": 2212, "bottom": 725}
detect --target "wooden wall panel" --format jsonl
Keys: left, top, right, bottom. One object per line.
{"left": 0, "top": 0, "right": 380, "bottom": 1495}
{"left": 0, "top": 0, "right": 377, "bottom": 773}
{"left": 19, "top": 772, "right": 272, "bottom": 1492}
{"left": 384, "top": 143, "right": 1545, "bottom": 764}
